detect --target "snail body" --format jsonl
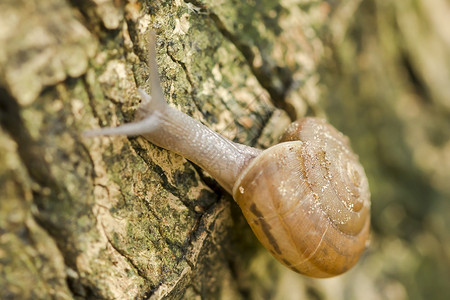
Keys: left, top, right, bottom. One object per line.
{"left": 85, "top": 31, "right": 370, "bottom": 278}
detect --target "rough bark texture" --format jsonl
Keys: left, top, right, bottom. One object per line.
{"left": 1, "top": 0, "right": 449, "bottom": 299}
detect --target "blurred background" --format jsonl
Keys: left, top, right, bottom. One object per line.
{"left": 320, "top": 0, "right": 450, "bottom": 299}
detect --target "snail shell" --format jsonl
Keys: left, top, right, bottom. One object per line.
{"left": 233, "top": 117, "right": 370, "bottom": 278}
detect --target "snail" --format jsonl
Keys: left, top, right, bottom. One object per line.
{"left": 84, "top": 31, "right": 371, "bottom": 278}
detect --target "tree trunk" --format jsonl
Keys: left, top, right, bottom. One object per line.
{"left": 0, "top": 0, "right": 375, "bottom": 299}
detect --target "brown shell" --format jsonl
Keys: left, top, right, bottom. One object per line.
{"left": 232, "top": 117, "right": 370, "bottom": 278}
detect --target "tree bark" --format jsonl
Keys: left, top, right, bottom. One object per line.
{"left": 0, "top": 0, "right": 369, "bottom": 299}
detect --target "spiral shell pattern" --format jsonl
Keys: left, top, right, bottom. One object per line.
{"left": 233, "top": 117, "right": 370, "bottom": 277}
